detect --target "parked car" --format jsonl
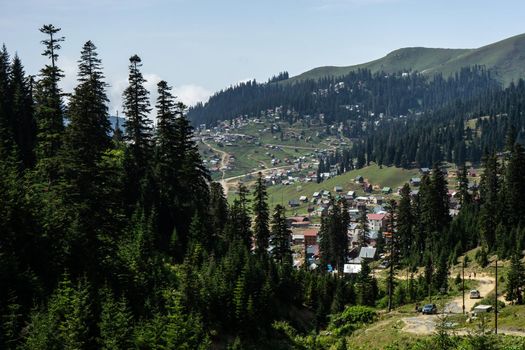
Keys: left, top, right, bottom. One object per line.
{"left": 422, "top": 304, "right": 438, "bottom": 315}
{"left": 470, "top": 289, "right": 481, "bottom": 299}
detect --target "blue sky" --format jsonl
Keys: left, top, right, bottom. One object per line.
{"left": 1, "top": 0, "right": 524, "bottom": 113}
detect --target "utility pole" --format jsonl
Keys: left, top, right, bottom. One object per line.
{"left": 495, "top": 256, "right": 498, "bottom": 334}
{"left": 462, "top": 256, "right": 465, "bottom": 315}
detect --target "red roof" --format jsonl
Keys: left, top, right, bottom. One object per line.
{"left": 367, "top": 213, "right": 386, "bottom": 221}
{"left": 303, "top": 228, "right": 319, "bottom": 237}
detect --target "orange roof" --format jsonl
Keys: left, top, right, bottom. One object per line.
{"left": 303, "top": 228, "right": 319, "bottom": 237}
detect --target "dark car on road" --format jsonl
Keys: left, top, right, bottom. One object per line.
{"left": 422, "top": 303, "right": 437, "bottom": 315}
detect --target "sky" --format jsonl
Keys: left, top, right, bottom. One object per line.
{"left": 1, "top": 0, "right": 525, "bottom": 115}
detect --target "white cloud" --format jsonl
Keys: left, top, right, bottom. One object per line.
{"left": 106, "top": 74, "right": 210, "bottom": 119}
{"left": 173, "top": 84, "right": 211, "bottom": 107}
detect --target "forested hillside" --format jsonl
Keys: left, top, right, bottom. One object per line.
{"left": 4, "top": 25, "right": 525, "bottom": 350}
{"left": 189, "top": 66, "right": 499, "bottom": 126}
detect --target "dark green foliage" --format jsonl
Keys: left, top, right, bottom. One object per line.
{"left": 122, "top": 54, "right": 153, "bottom": 210}
{"left": 397, "top": 183, "right": 413, "bottom": 260}
{"left": 328, "top": 305, "right": 377, "bottom": 336}
{"left": 34, "top": 24, "right": 65, "bottom": 184}
{"left": 98, "top": 290, "right": 134, "bottom": 349}
{"left": 270, "top": 204, "right": 292, "bottom": 265}
{"left": 253, "top": 172, "right": 270, "bottom": 256}
{"left": 506, "top": 253, "right": 524, "bottom": 304}
{"left": 318, "top": 199, "right": 349, "bottom": 272}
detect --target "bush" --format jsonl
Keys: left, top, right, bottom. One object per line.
{"left": 328, "top": 305, "right": 377, "bottom": 336}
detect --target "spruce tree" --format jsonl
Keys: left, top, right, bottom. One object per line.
{"left": 397, "top": 183, "right": 413, "bottom": 260}
{"left": 269, "top": 204, "right": 292, "bottom": 265}
{"left": 506, "top": 253, "right": 524, "bottom": 304}
{"left": 253, "top": 173, "right": 270, "bottom": 256}
{"left": 122, "top": 54, "right": 152, "bottom": 208}
{"left": 0, "top": 45, "right": 13, "bottom": 157}
{"left": 9, "top": 54, "right": 36, "bottom": 168}
{"left": 358, "top": 206, "right": 369, "bottom": 248}
{"left": 457, "top": 165, "right": 471, "bottom": 206}
{"left": 62, "top": 40, "right": 118, "bottom": 282}
{"left": 34, "top": 24, "right": 65, "bottom": 184}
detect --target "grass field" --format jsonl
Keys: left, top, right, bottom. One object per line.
{"left": 266, "top": 164, "right": 420, "bottom": 215}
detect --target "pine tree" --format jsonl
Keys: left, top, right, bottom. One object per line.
{"left": 269, "top": 204, "right": 292, "bottom": 265}
{"left": 356, "top": 260, "right": 376, "bottom": 306}
{"left": 506, "top": 253, "right": 524, "bottom": 304}
{"left": 98, "top": 290, "right": 134, "bottom": 349}
{"left": 209, "top": 182, "right": 229, "bottom": 238}
{"left": 62, "top": 40, "right": 118, "bottom": 283}
{"left": 253, "top": 172, "right": 270, "bottom": 256}
{"left": 505, "top": 143, "right": 525, "bottom": 226}
{"left": 457, "top": 165, "right": 471, "bottom": 206}
{"left": 358, "top": 206, "right": 369, "bottom": 247}
{"left": 479, "top": 154, "right": 500, "bottom": 248}
{"left": 122, "top": 54, "right": 152, "bottom": 208}
{"left": 9, "top": 54, "right": 36, "bottom": 168}
{"left": 0, "top": 45, "right": 12, "bottom": 157}
{"left": 397, "top": 183, "right": 413, "bottom": 260}
{"left": 34, "top": 24, "right": 65, "bottom": 184}
{"left": 172, "top": 104, "right": 210, "bottom": 246}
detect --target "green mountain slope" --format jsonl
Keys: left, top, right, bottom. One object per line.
{"left": 288, "top": 33, "right": 525, "bottom": 86}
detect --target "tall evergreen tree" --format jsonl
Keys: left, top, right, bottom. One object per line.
{"left": 0, "top": 45, "right": 14, "bottom": 157}
{"left": 122, "top": 54, "right": 153, "bottom": 208}
{"left": 358, "top": 206, "right": 369, "bottom": 248}
{"left": 397, "top": 183, "right": 413, "bottom": 260}
{"left": 270, "top": 204, "right": 292, "bottom": 265}
{"left": 62, "top": 40, "right": 116, "bottom": 282}
{"left": 34, "top": 24, "right": 65, "bottom": 184}
{"left": 9, "top": 55, "right": 36, "bottom": 168}
{"left": 457, "top": 165, "right": 471, "bottom": 206}
{"left": 253, "top": 173, "right": 270, "bottom": 256}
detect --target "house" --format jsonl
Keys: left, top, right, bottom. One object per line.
{"left": 420, "top": 167, "right": 431, "bottom": 175}
{"left": 312, "top": 191, "right": 320, "bottom": 198}
{"left": 346, "top": 191, "right": 356, "bottom": 199}
{"left": 363, "top": 182, "right": 373, "bottom": 193}
{"left": 410, "top": 177, "right": 421, "bottom": 186}
{"left": 292, "top": 234, "right": 305, "bottom": 245}
{"left": 382, "top": 187, "right": 392, "bottom": 194}
{"left": 299, "top": 195, "right": 308, "bottom": 203}
{"left": 303, "top": 229, "right": 319, "bottom": 246}
{"left": 359, "top": 246, "right": 377, "bottom": 260}
{"left": 468, "top": 168, "right": 477, "bottom": 177}
{"left": 355, "top": 175, "right": 364, "bottom": 183}
{"left": 349, "top": 209, "right": 360, "bottom": 221}
{"left": 334, "top": 185, "right": 343, "bottom": 193}
{"left": 343, "top": 263, "right": 362, "bottom": 274}
{"left": 367, "top": 213, "right": 386, "bottom": 231}
{"left": 286, "top": 216, "right": 310, "bottom": 228}
{"left": 288, "top": 200, "right": 300, "bottom": 208}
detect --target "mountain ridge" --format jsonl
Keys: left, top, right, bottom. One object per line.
{"left": 286, "top": 33, "right": 525, "bottom": 86}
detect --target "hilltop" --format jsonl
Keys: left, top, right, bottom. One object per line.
{"left": 288, "top": 33, "right": 525, "bottom": 86}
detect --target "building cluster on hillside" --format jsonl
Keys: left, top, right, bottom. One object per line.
{"left": 286, "top": 166, "right": 476, "bottom": 274}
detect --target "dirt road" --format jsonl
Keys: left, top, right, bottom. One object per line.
{"left": 402, "top": 274, "right": 495, "bottom": 335}
{"left": 219, "top": 164, "right": 296, "bottom": 196}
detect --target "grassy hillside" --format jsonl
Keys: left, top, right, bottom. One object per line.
{"left": 286, "top": 33, "right": 525, "bottom": 86}
{"left": 266, "top": 165, "right": 419, "bottom": 215}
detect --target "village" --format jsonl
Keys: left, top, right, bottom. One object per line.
{"left": 284, "top": 167, "right": 478, "bottom": 272}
